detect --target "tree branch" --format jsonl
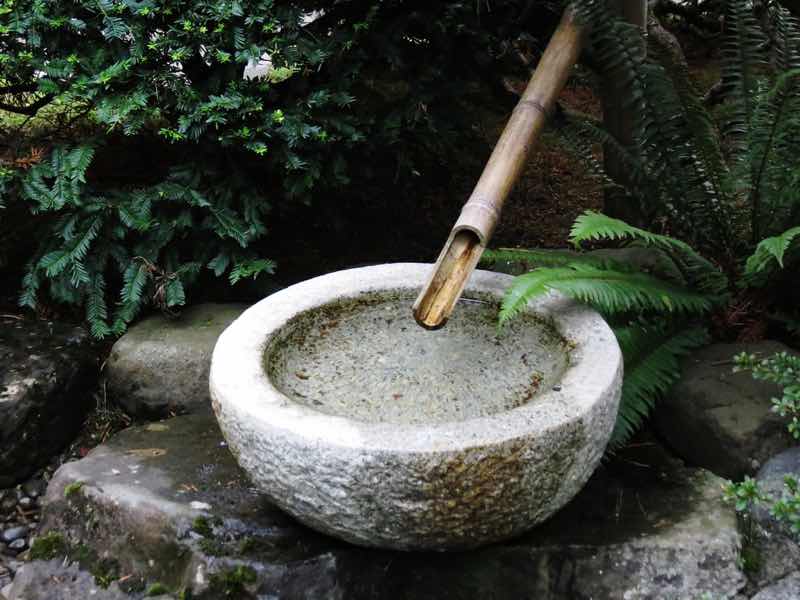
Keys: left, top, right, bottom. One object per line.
{"left": 0, "top": 83, "right": 38, "bottom": 95}
{"left": 0, "top": 94, "right": 55, "bottom": 116}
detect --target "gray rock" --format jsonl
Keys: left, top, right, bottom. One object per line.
{"left": 654, "top": 341, "right": 796, "bottom": 480}
{"left": 751, "top": 572, "right": 800, "bottom": 600}
{"left": 5, "top": 540, "right": 24, "bottom": 554}
{"left": 0, "top": 320, "right": 97, "bottom": 487}
{"left": 5, "top": 560, "right": 130, "bottom": 600}
{"left": 0, "top": 528, "right": 26, "bottom": 544}
{"left": 39, "top": 413, "right": 746, "bottom": 599}
{"left": 746, "top": 448, "right": 800, "bottom": 588}
{"left": 106, "top": 304, "right": 248, "bottom": 418}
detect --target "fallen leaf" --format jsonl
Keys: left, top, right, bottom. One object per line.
{"left": 125, "top": 448, "right": 167, "bottom": 458}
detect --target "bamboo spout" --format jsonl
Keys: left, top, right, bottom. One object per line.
{"left": 413, "top": 7, "right": 584, "bottom": 329}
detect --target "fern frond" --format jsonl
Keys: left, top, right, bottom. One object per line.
{"left": 747, "top": 67, "right": 800, "bottom": 239}
{"left": 101, "top": 16, "right": 129, "bottom": 40}
{"left": 647, "top": 23, "right": 729, "bottom": 214}
{"left": 38, "top": 250, "right": 70, "bottom": 278}
{"left": 721, "top": 0, "right": 769, "bottom": 152}
{"left": 499, "top": 264, "right": 712, "bottom": 325}
{"left": 68, "top": 216, "right": 102, "bottom": 262}
{"left": 119, "top": 260, "right": 148, "bottom": 306}
{"left": 575, "top": 0, "right": 733, "bottom": 251}
{"left": 66, "top": 146, "right": 95, "bottom": 182}
{"left": 86, "top": 274, "right": 111, "bottom": 338}
{"left": 609, "top": 324, "right": 710, "bottom": 448}
{"left": 570, "top": 211, "right": 729, "bottom": 297}
{"left": 745, "top": 225, "right": 800, "bottom": 275}
{"left": 570, "top": 210, "right": 690, "bottom": 251}
{"left": 229, "top": 258, "right": 276, "bottom": 284}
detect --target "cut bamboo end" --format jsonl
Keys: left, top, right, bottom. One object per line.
{"left": 412, "top": 231, "right": 485, "bottom": 330}
{"left": 412, "top": 5, "right": 584, "bottom": 330}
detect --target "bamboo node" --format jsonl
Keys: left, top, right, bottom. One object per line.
{"left": 516, "top": 99, "right": 552, "bottom": 117}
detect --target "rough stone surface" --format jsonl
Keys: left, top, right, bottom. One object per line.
{"left": 39, "top": 414, "right": 746, "bottom": 599}
{"left": 106, "top": 304, "right": 248, "bottom": 418}
{"left": 5, "top": 560, "right": 133, "bottom": 600}
{"left": 0, "top": 318, "right": 97, "bottom": 487}
{"left": 654, "top": 341, "right": 796, "bottom": 480}
{"left": 269, "top": 293, "right": 569, "bottom": 424}
{"left": 750, "top": 572, "right": 800, "bottom": 600}
{"left": 210, "top": 264, "right": 623, "bottom": 549}
{"left": 746, "top": 448, "right": 800, "bottom": 588}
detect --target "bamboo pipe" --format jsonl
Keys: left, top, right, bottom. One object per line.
{"left": 412, "top": 7, "right": 585, "bottom": 329}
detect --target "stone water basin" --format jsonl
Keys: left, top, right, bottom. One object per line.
{"left": 209, "top": 263, "right": 622, "bottom": 550}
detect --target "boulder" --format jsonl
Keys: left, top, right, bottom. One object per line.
{"left": 745, "top": 448, "right": 800, "bottom": 588}
{"left": 654, "top": 341, "right": 796, "bottom": 480}
{"left": 105, "top": 304, "right": 247, "bottom": 418}
{"left": 0, "top": 318, "right": 97, "bottom": 487}
{"left": 38, "top": 414, "right": 746, "bottom": 599}
{"left": 750, "top": 572, "right": 800, "bottom": 600}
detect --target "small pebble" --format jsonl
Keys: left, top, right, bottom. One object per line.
{"left": 22, "top": 480, "right": 45, "bottom": 499}
{"left": 0, "top": 527, "right": 27, "bottom": 544}
{"left": 7, "top": 539, "right": 25, "bottom": 554}
{"left": 17, "top": 497, "right": 34, "bottom": 511}
{"left": 552, "top": 385, "right": 562, "bottom": 392}
{"left": 0, "top": 498, "right": 16, "bottom": 513}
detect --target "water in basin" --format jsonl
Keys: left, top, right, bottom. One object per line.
{"left": 265, "top": 291, "right": 570, "bottom": 425}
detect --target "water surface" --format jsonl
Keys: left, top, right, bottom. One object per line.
{"left": 266, "top": 292, "right": 569, "bottom": 425}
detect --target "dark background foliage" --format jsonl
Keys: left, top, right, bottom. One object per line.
{"left": 0, "top": 0, "right": 562, "bottom": 334}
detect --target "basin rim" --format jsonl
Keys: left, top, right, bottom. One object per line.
{"left": 210, "top": 263, "right": 621, "bottom": 454}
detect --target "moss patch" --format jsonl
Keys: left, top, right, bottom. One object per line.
{"left": 198, "top": 537, "right": 229, "bottom": 557}
{"left": 208, "top": 565, "right": 257, "bottom": 598}
{"left": 146, "top": 582, "right": 170, "bottom": 596}
{"left": 29, "top": 532, "right": 68, "bottom": 560}
{"left": 192, "top": 516, "right": 214, "bottom": 538}
{"left": 64, "top": 481, "right": 84, "bottom": 497}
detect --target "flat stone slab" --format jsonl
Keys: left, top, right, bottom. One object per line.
{"left": 38, "top": 414, "right": 746, "bottom": 599}
{"left": 654, "top": 341, "right": 796, "bottom": 480}
{"left": 0, "top": 318, "right": 97, "bottom": 487}
{"left": 105, "top": 304, "right": 248, "bottom": 418}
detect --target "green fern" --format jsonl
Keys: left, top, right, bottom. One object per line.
{"left": 570, "top": 210, "right": 729, "bottom": 296}
{"left": 17, "top": 144, "right": 278, "bottom": 337}
{"left": 744, "top": 225, "right": 800, "bottom": 277}
{"left": 496, "top": 212, "right": 722, "bottom": 448}
{"left": 570, "top": 210, "right": 692, "bottom": 251}
{"left": 573, "top": 0, "right": 734, "bottom": 253}
{"left": 499, "top": 263, "right": 712, "bottom": 325}
{"left": 610, "top": 324, "right": 710, "bottom": 448}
